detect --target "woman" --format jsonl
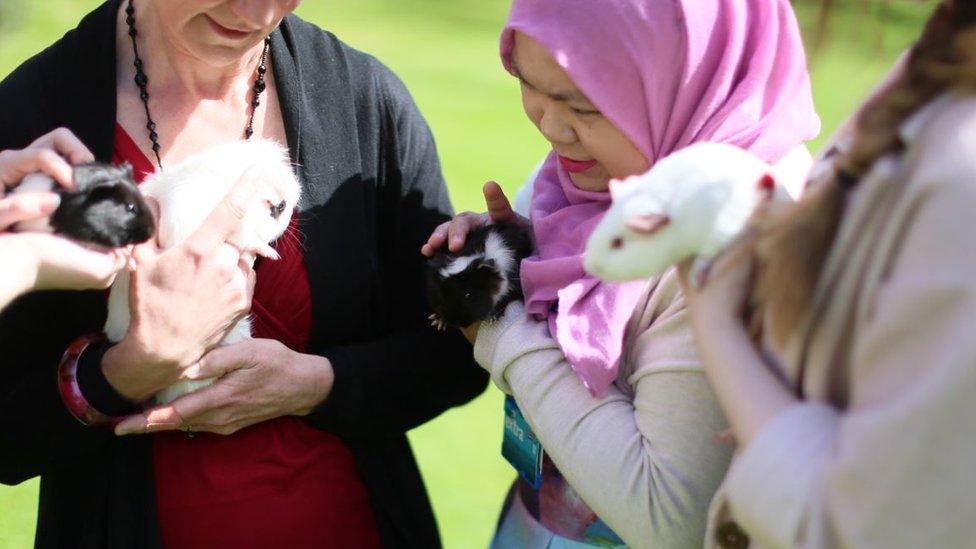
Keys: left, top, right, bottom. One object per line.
{"left": 0, "top": 1, "right": 487, "bottom": 547}
{"left": 424, "top": 0, "right": 819, "bottom": 547}
{"left": 0, "top": 130, "right": 129, "bottom": 309}
{"left": 680, "top": 2, "right": 976, "bottom": 547}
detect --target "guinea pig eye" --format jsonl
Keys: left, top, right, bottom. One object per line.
{"left": 125, "top": 202, "right": 136, "bottom": 213}
{"left": 611, "top": 237, "right": 624, "bottom": 250}
{"left": 463, "top": 290, "right": 473, "bottom": 301}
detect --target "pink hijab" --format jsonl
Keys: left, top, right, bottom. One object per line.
{"left": 504, "top": 0, "right": 820, "bottom": 396}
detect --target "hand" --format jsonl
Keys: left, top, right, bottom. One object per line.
{"left": 0, "top": 129, "right": 124, "bottom": 309}
{"left": 421, "top": 181, "right": 530, "bottom": 257}
{"left": 676, "top": 233, "right": 756, "bottom": 342}
{"left": 114, "top": 339, "right": 334, "bottom": 436}
{"left": 0, "top": 128, "right": 95, "bottom": 190}
{"left": 102, "top": 179, "right": 260, "bottom": 401}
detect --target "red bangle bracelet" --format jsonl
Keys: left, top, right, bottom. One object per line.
{"left": 57, "top": 333, "right": 120, "bottom": 428}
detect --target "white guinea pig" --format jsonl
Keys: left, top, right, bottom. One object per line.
{"left": 104, "top": 138, "right": 301, "bottom": 404}
{"left": 584, "top": 142, "right": 788, "bottom": 284}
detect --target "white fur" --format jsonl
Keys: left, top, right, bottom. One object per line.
{"left": 584, "top": 142, "right": 790, "bottom": 282}
{"left": 440, "top": 254, "right": 481, "bottom": 277}
{"left": 103, "top": 139, "right": 301, "bottom": 404}
{"left": 483, "top": 230, "right": 513, "bottom": 302}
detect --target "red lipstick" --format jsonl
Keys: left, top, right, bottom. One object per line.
{"left": 558, "top": 155, "right": 598, "bottom": 173}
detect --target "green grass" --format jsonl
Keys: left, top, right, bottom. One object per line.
{"left": 0, "top": 1, "right": 929, "bottom": 548}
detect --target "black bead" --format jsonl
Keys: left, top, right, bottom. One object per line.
{"left": 140, "top": 90, "right": 149, "bottom": 101}
{"left": 149, "top": 131, "right": 158, "bottom": 141}
{"left": 245, "top": 128, "right": 254, "bottom": 138}
{"left": 252, "top": 98, "right": 261, "bottom": 108}
{"left": 254, "top": 80, "right": 266, "bottom": 93}
{"left": 258, "top": 64, "right": 267, "bottom": 74}
{"left": 152, "top": 143, "right": 161, "bottom": 152}
{"left": 134, "top": 73, "right": 148, "bottom": 87}
{"left": 146, "top": 121, "right": 156, "bottom": 131}
{"left": 125, "top": 4, "right": 134, "bottom": 15}
{"left": 128, "top": 26, "right": 137, "bottom": 37}
{"left": 126, "top": 15, "right": 135, "bottom": 26}
{"left": 134, "top": 58, "right": 143, "bottom": 69}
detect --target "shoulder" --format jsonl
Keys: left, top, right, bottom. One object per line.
{"left": 907, "top": 93, "right": 976, "bottom": 193}
{"left": 283, "top": 15, "right": 412, "bottom": 112}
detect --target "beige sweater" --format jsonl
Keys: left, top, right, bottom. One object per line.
{"left": 474, "top": 268, "right": 733, "bottom": 548}
{"left": 705, "top": 92, "right": 976, "bottom": 548}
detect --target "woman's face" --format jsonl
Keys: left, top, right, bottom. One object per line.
{"left": 151, "top": 0, "right": 302, "bottom": 65}
{"left": 511, "top": 32, "right": 649, "bottom": 192}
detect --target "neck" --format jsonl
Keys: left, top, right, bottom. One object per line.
{"left": 121, "top": 0, "right": 266, "bottom": 100}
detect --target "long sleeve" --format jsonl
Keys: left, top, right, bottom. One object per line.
{"left": 306, "top": 61, "right": 488, "bottom": 438}
{"left": 0, "top": 33, "right": 119, "bottom": 485}
{"left": 723, "top": 130, "right": 976, "bottom": 548}
{"left": 474, "top": 270, "right": 732, "bottom": 548}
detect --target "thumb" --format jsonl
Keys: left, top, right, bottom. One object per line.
{"left": 185, "top": 343, "right": 252, "bottom": 380}
{"left": 483, "top": 181, "right": 515, "bottom": 224}
{"left": 184, "top": 171, "right": 259, "bottom": 253}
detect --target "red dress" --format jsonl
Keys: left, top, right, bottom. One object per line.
{"left": 113, "top": 126, "right": 382, "bottom": 549}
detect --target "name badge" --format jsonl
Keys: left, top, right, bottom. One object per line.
{"left": 501, "top": 395, "right": 544, "bottom": 489}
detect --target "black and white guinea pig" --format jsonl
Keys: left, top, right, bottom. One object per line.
{"left": 426, "top": 223, "right": 534, "bottom": 330}
{"left": 12, "top": 162, "right": 156, "bottom": 248}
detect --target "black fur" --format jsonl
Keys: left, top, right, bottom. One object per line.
{"left": 426, "top": 223, "right": 534, "bottom": 329}
{"left": 49, "top": 163, "right": 155, "bottom": 248}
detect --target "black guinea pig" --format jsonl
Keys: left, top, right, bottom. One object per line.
{"left": 426, "top": 223, "right": 534, "bottom": 330}
{"left": 12, "top": 162, "right": 156, "bottom": 248}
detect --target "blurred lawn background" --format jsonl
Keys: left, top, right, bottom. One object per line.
{"left": 0, "top": 1, "right": 930, "bottom": 547}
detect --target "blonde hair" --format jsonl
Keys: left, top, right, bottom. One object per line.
{"left": 756, "top": 0, "right": 976, "bottom": 345}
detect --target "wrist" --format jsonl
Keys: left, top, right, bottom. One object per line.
{"left": 293, "top": 352, "right": 334, "bottom": 416}
{"left": 102, "top": 336, "right": 181, "bottom": 401}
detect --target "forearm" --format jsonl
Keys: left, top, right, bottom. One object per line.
{"left": 0, "top": 237, "right": 35, "bottom": 310}
{"left": 476, "top": 310, "right": 731, "bottom": 548}
{"left": 693, "top": 315, "right": 797, "bottom": 446}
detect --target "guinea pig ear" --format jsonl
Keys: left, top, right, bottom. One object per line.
{"left": 626, "top": 213, "right": 669, "bottom": 235}
{"left": 71, "top": 164, "right": 101, "bottom": 192}
{"left": 476, "top": 258, "right": 498, "bottom": 271}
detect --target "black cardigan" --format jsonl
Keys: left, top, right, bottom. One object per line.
{"left": 0, "top": 2, "right": 488, "bottom": 547}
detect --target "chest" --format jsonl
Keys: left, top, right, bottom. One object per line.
{"left": 115, "top": 68, "right": 287, "bottom": 168}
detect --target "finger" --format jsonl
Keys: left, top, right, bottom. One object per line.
{"left": 114, "top": 405, "right": 185, "bottom": 436}
{"left": 421, "top": 222, "right": 451, "bottom": 257}
{"left": 34, "top": 128, "right": 96, "bottom": 166}
{"left": 0, "top": 148, "right": 75, "bottom": 190}
{"left": 244, "top": 264, "right": 257, "bottom": 304}
{"left": 447, "top": 214, "right": 483, "bottom": 252}
{"left": 186, "top": 343, "right": 253, "bottom": 380}
{"left": 0, "top": 193, "right": 60, "bottom": 231}
{"left": 484, "top": 181, "right": 516, "bottom": 223}
{"left": 184, "top": 174, "right": 259, "bottom": 254}
{"left": 212, "top": 241, "right": 244, "bottom": 269}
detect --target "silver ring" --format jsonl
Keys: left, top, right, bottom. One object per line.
{"left": 184, "top": 424, "right": 195, "bottom": 438}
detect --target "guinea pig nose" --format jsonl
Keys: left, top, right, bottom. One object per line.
{"left": 611, "top": 237, "right": 624, "bottom": 250}
{"left": 269, "top": 200, "right": 287, "bottom": 219}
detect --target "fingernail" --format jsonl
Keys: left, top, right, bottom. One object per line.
{"left": 115, "top": 422, "right": 140, "bottom": 436}
{"left": 184, "top": 363, "right": 202, "bottom": 379}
